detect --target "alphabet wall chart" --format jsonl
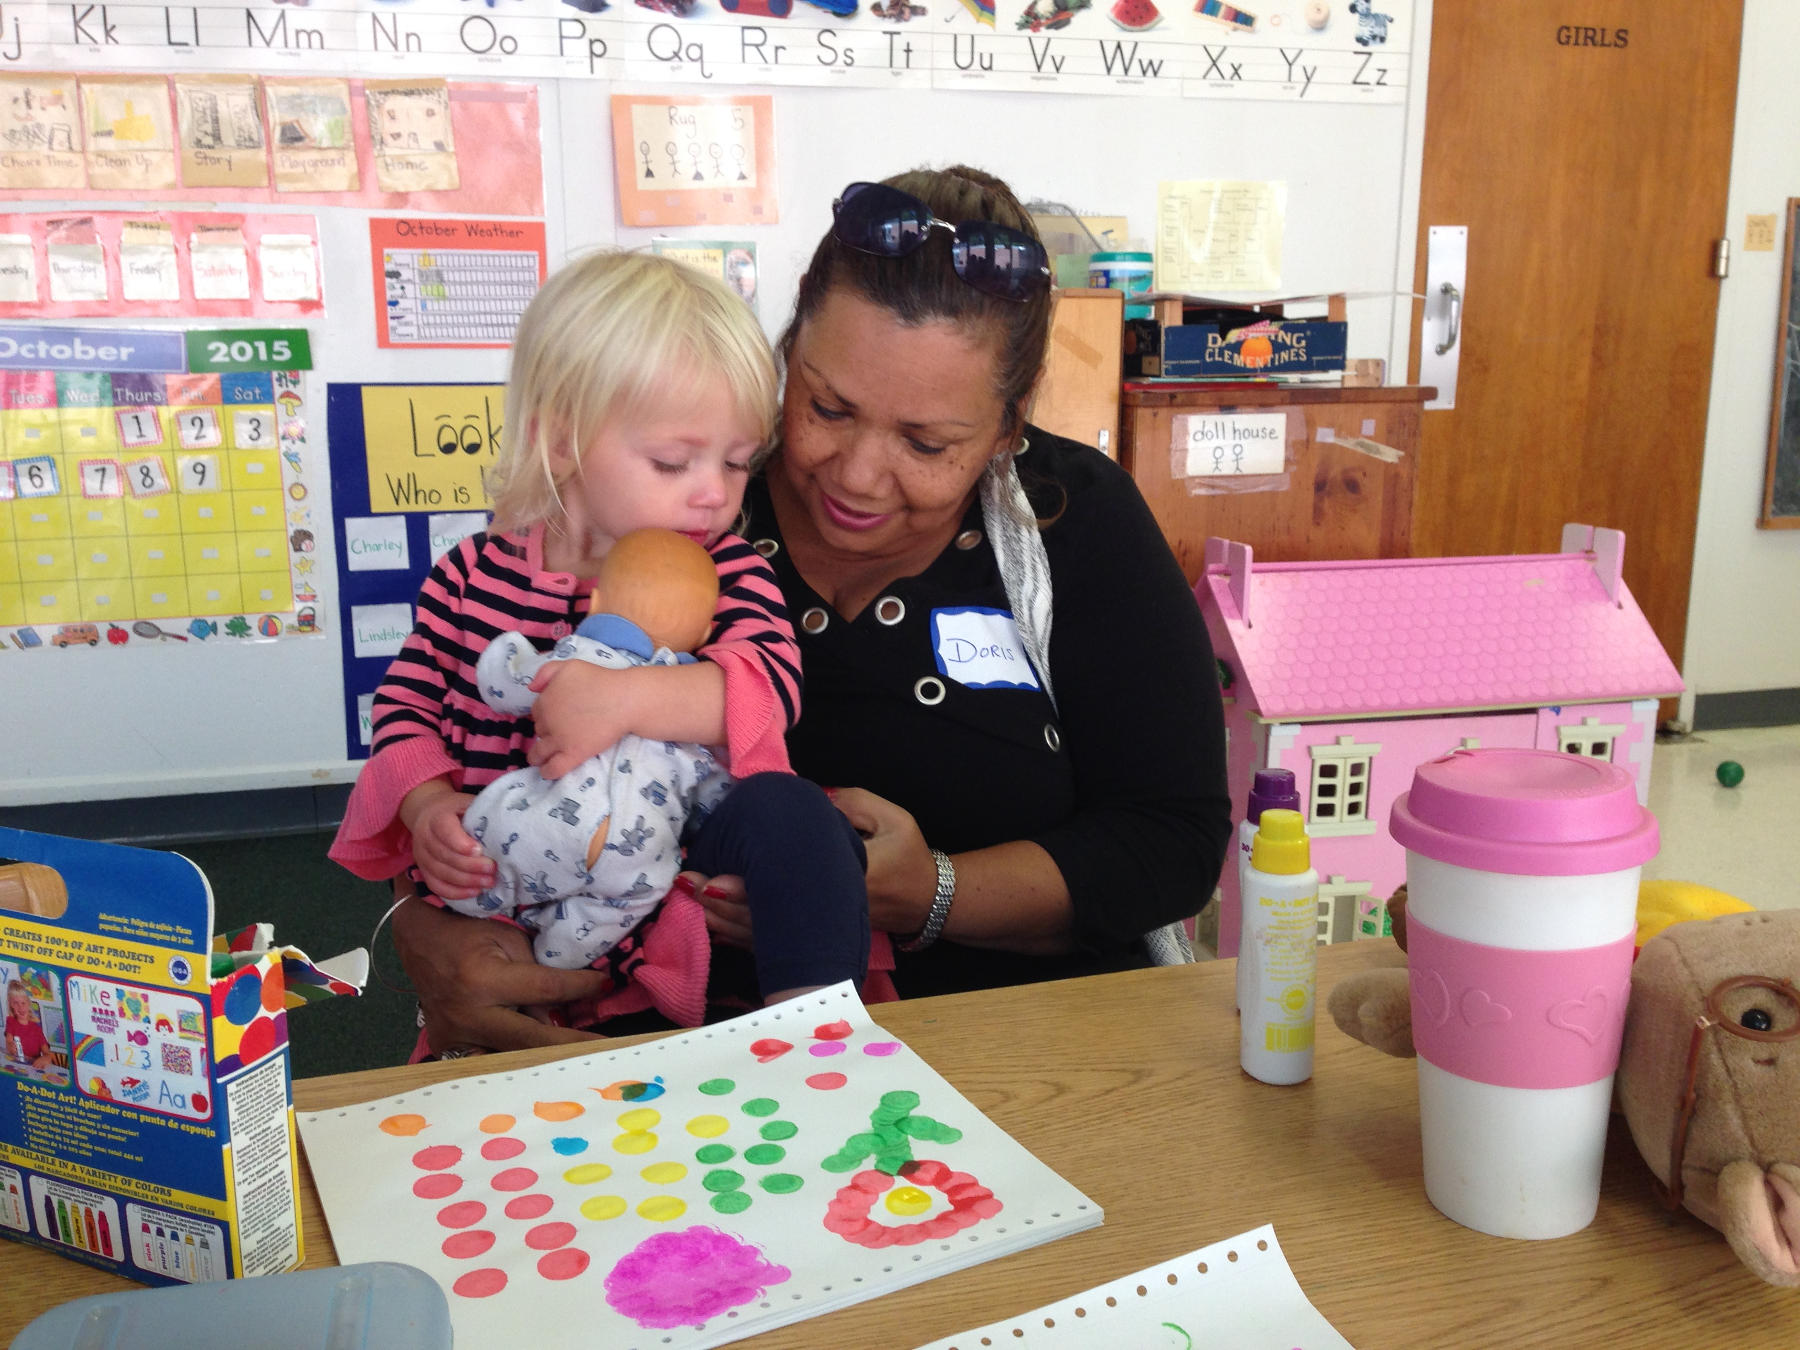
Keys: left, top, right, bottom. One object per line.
{"left": 8, "top": 0, "right": 1411, "bottom": 103}
{"left": 298, "top": 984, "right": 1101, "bottom": 1350}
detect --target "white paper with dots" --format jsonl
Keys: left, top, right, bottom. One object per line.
{"left": 912, "top": 1225, "right": 1353, "bottom": 1350}
{"left": 298, "top": 982, "right": 1099, "bottom": 1349}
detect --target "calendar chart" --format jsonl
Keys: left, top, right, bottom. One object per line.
{"left": 370, "top": 217, "right": 547, "bottom": 350}
{"left": 0, "top": 325, "right": 320, "bottom": 648}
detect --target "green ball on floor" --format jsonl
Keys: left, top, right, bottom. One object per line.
{"left": 1715, "top": 760, "right": 1745, "bottom": 788}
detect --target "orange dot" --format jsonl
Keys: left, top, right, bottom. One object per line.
{"left": 534, "top": 1101, "right": 584, "bottom": 1123}
{"left": 478, "top": 1115, "right": 517, "bottom": 1134}
{"left": 260, "top": 967, "right": 287, "bottom": 1013}
{"left": 1240, "top": 335, "right": 1274, "bottom": 369}
{"left": 380, "top": 1113, "right": 429, "bottom": 1137}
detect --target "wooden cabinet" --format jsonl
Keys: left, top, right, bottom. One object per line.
{"left": 1120, "top": 383, "right": 1433, "bottom": 582}
{"left": 1033, "top": 288, "right": 1123, "bottom": 458}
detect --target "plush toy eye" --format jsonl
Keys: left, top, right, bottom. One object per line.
{"left": 1740, "top": 1007, "right": 1775, "bottom": 1033}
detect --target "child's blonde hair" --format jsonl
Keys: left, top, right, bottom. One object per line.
{"left": 488, "top": 250, "right": 778, "bottom": 533}
{"left": 6, "top": 979, "right": 34, "bottom": 1020}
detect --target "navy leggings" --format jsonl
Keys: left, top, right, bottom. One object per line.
{"left": 683, "top": 772, "right": 869, "bottom": 996}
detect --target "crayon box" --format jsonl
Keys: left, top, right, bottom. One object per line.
{"left": 0, "top": 828, "right": 363, "bottom": 1285}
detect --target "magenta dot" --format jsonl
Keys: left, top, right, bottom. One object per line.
{"left": 412, "top": 1145, "right": 463, "bottom": 1171}
{"left": 537, "top": 1247, "right": 590, "bottom": 1281}
{"left": 452, "top": 1268, "right": 508, "bottom": 1299}
{"left": 862, "top": 1041, "right": 901, "bottom": 1057}
{"left": 481, "top": 1136, "right": 526, "bottom": 1161}
{"left": 491, "top": 1167, "right": 538, "bottom": 1192}
{"left": 442, "top": 1230, "right": 496, "bottom": 1260}
{"left": 505, "top": 1193, "right": 554, "bottom": 1220}
{"left": 525, "top": 1221, "right": 577, "bottom": 1251}
{"left": 808, "top": 1041, "right": 846, "bottom": 1057}
{"left": 806, "top": 1072, "right": 848, "bottom": 1090}
{"left": 413, "top": 1173, "right": 463, "bottom": 1200}
{"left": 437, "top": 1200, "right": 487, "bottom": 1229}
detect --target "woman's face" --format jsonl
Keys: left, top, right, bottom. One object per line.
{"left": 779, "top": 287, "right": 1012, "bottom": 562}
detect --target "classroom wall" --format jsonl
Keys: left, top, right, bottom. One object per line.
{"left": 1681, "top": 0, "right": 1800, "bottom": 707}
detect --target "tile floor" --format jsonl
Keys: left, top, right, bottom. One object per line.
{"left": 1643, "top": 724, "right": 1799, "bottom": 910}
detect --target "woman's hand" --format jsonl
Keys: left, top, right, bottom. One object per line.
{"left": 391, "top": 896, "right": 613, "bottom": 1056}
{"left": 828, "top": 787, "right": 937, "bottom": 937}
{"left": 685, "top": 871, "right": 755, "bottom": 949}
{"left": 401, "top": 783, "right": 494, "bottom": 901}
{"left": 527, "top": 662, "right": 629, "bottom": 780}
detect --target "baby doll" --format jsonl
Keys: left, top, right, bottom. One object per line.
{"left": 453, "top": 530, "right": 734, "bottom": 969}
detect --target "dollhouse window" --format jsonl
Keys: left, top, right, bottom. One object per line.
{"left": 1557, "top": 716, "right": 1624, "bottom": 761}
{"left": 1318, "top": 875, "right": 1373, "bottom": 945}
{"left": 1308, "top": 736, "right": 1381, "bottom": 837}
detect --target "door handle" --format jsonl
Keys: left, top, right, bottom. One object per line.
{"left": 1435, "top": 282, "right": 1462, "bottom": 355}
{"left": 1421, "top": 226, "right": 1467, "bottom": 410}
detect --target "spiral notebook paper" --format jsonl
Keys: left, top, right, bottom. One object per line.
{"left": 912, "top": 1225, "right": 1354, "bottom": 1350}
{"left": 297, "top": 983, "right": 1100, "bottom": 1350}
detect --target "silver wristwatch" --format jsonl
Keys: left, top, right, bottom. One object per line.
{"left": 898, "top": 849, "right": 956, "bottom": 953}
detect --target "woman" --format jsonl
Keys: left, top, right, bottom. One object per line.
{"left": 392, "top": 165, "right": 1230, "bottom": 1052}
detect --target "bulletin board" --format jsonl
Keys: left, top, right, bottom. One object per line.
{"left": 1, "top": 0, "right": 1432, "bottom": 807}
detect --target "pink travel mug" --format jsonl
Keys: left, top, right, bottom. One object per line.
{"left": 1390, "top": 748, "right": 1658, "bottom": 1238}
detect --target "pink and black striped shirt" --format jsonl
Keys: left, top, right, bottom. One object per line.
{"left": 330, "top": 524, "right": 800, "bottom": 881}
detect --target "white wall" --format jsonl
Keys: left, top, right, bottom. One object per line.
{"left": 1682, "top": 0, "right": 1800, "bottom": 706}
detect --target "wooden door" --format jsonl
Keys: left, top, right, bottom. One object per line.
{"left": 1410, "top": 1, "right": 1743, "bottom": 687}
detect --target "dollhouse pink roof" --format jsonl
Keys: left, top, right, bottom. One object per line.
{"left": 1198, "top": 529, "right": 1683, "bottom": 721}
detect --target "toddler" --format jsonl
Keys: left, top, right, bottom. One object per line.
{"left": 5, "top": 978, "right": 52, "bottom": 1070}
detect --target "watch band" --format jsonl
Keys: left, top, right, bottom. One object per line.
{"left": 898, "top": 849, "right": 956, "bottom": 953}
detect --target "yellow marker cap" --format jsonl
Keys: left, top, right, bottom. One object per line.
{"left": 1250, "top": 808, "right": 1311, "bottom": 874}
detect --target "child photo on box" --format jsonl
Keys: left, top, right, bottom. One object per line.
{"left": 3, "top": 966, "right": 69, "bottom": 1086}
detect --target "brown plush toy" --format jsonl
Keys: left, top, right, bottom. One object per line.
{"left": 1328, "top": 892, "right": 1800, "bottom": 1287}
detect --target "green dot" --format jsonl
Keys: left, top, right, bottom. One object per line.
{"left": 711, "top": 1191, "right": 753, "bottom": 1215}
{"left": 703, "top": 1168, "right": 746, "bottom": 1193}
{"left": 879, "top": 1090, "right": 921, "bottom": 1113}
{"left": 699, "top": 1078, "right": 736, "bottom": 1096}
{"left": 741, "top": 1097, "right": 779, "bottom": 1117}
{"left": 760, "top": 1173, "right": 804, "bottom": 1195}
{"left": 743, "top": 1143, "right": 785, "bottom": 1166}
{"left": 695, "top": 1144, "right": 735, "bottom": 1164}
{"left": 1716, "top": 760, "right": 1745, "bottom": 788}
{"left": 759, "top": 1120, "right": 798, "bottom": 1141}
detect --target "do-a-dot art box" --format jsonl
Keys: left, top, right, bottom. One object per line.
{"left": 0, "top": 827, "right": 363, "bottom": 1285}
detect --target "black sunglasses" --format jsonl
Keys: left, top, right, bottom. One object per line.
{"left": 831, "top": 181, "right": 1051, "bottom": 303}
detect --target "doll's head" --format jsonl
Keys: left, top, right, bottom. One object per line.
{"left": 588, "top": 529, "right": 720, "bottom": 655}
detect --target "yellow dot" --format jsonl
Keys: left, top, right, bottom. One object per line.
{"left": 613, "top": 1131, "right": 658, "bottom": 1155}
{"left": 637, "top": 1196, "right": 686, "bottom": 1223}
{"left": 580, "top": 1195, "right": 627, "bottom": 1221}
{"left": 563, "top": 1162, "right": 614, "bottom": 1185}
{"left": 884, "top": 1186, "right": 933, "bottom": 1217}
{"left": 1280, "top": 986, "right": 1308, "bottom": 1014}
{"left": 685, "top": 1115, "right": 730, "bottom": 1138}
{"left": 640, "top": 1162, "right": 687, "bottom": 1185}
{"left": 478, "top": 1114, "right": 515, "bottom": 1134}
{"left": 617, "top": 1108, "right": 660, "bottom": 1132}
{"left": 534, "top": 1100, "right": 584, "bottom": 1122}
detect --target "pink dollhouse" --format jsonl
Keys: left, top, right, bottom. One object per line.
{"left": 1198, "top": 525, "right": 1683, "bottom": 959}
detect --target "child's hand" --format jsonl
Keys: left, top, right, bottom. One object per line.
{"left": 527, "top": 662, "right": 629, "bottom": 780}
{"left": 404, "top": 786, "right": 495, "bottom": 900}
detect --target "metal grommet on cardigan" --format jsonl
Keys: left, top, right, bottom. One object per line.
{"left": 800, "top": 607, "right": 830, "bottom": 635}
{"left": 1043, "top": 724, "right": 1061, "bottom": 752}
{"left": 955, "top": 529, "right": 983, "bottom": 551}
{"left": 874, "top": 596, "right": 905, "bottom": 626}
{"left": 913, "top": 676, "right": 946, "bottom": 706}
{"left": 752, "top": 537, "right": 779, "bottom": 558}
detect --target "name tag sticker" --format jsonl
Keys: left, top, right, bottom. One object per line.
{"left": 930, "top": 607, "right": 1040, "bottom": 691}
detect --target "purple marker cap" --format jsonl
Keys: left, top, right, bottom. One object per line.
{"left": 1247, "top": 768, "right": 1300, "bottom": 824}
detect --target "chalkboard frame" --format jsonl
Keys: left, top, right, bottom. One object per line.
{"left": 1762, "top": 197, "right": 1800, "bottom": 528}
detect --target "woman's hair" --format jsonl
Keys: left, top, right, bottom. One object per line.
{"left": 487, "top": 250, "right": 779, "bottom": 533}
{"left": 779, "top": 165, "right": 1053, "bottom": 443}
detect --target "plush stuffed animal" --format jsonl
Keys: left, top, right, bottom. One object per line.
{"left": 1329, "top": 889, "right": 1799, "bottom": 1287}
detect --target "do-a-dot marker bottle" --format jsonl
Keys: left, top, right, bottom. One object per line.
{"left": 1239, "top": 809, "right": 1319, "bottom": 1086}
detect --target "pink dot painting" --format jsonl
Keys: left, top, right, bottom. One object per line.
{"left": 481, "top": 1136, "right": 526, "bottom": 1161}
{"left": 413, "top": 1174, "right": 463, "bottom": 1201}
{"left": 452, "top": 1268, "right": 508, "bottom": 1299}
{"left": 505, "top": 1194, "right": 554, "bottom": 1221}
{"left": 442, "top": 1230, "right": 496, "bottom": 1260}
{"left": 813, "top": 1020, "right": 853, "bottom": 1041}
{"left": 412, "top": 1145, "right": 463, "bottom": 1171}
{"left": 805, "top": 1072, "right": 848, "bottom": 1091}
{"left": 490, "top": 1168, "right": 538, "bottom": 1192}
{"left": 538, "top": 1248, "right": 590, "bottom": 1281}
{"left": 862, "top": 1041, "right": 901, "bottom": 1057}
{"left": 525, "top": 1221, "right": 577, "bottom": 1251}
{"left": 437, "top": 1200, "right": 488, "bottom": 1229}
{"left": 604, "top": 1226, "right": 791, "bottom": 1329}
{"left": 808, "top": 1041, "right": 846, "bottom": 1057}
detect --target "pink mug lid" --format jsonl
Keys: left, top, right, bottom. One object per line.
{"left": 1389, "top": 748, "right": 1658, "bottom": 877}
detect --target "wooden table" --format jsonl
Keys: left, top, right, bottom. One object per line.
{"left": 2, "top": 944, "right": 1790, "bottom": 1346}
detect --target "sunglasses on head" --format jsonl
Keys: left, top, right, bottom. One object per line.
{"left": 831, "top": 181, "right": 1051, "bottom": 304}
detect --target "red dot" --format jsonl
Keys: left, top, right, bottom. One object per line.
{"left": 813, "top": 1019, "right": 853, "bottom": 1040}
{"left": 806, "top": 1072, "right": 848, "bottom": 1090}
{"left": 481, "top": 1136, "right": 526, "bottom": 1161}
{"left": 505, "top": 1193, "right": 554, "bottom": 1220}
{"left": 491, "top": 1168, "right": 538, "bottom": 1192}
{"left": 441, "top": 1230, "right": 496, "bottom": 1260}
{"left": 437, "top": 1201, "right": 487, "bottom": 1229}
{"left": 452, "top": 1268, "right": 508, "bottom": 1299}
{"left": 524, "top": 1221, "right": 577, "bottom": 1250}
{"left": 537, "top": 1247, "right": 590, "bottom": 1281}
{"left": 413, "top": 1145, "right": 463, "bottom": 1171}
{"left": 413, "top": 1174, "right": 463, "bottom": 1200}
{"left": 238, "top": 1016, "right": 277, "bottom": 1066}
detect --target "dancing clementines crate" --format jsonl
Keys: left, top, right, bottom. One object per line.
{"left": 0, "top": 828, "right": 362, "bottom": 1286}
{"left": 1161, "top": 318, "right": 1348, "bottom": 376}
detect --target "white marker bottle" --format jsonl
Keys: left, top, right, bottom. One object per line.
{"left": 1239, "top": 808, "right": 1319, "bottom": 1086}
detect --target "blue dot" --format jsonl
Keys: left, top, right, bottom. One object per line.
{"left": 551, "top": 1136, "right": 588, "bottom": 1156}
